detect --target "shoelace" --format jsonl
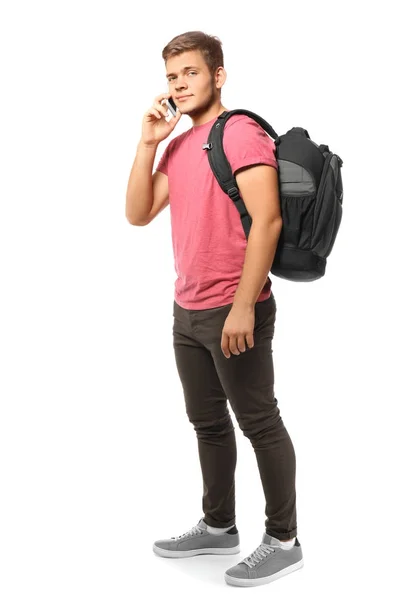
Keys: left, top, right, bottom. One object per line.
{"left": 172, "top": 524, "right": 203, "bottom": 540}
{"left": 243, "top": 542, "right": 277, "bottom": 568}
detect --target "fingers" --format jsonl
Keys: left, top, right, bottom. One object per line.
{"left": 156, "top": 101, "right": 169, "bottom": 117}
{"left": 221, "top": 332, "right": 240, "bottom": 358}
{"left": 229, "top": 337, "right": 241, "bottom": 355}
{"left": 146, "top": 93, "right": 180, "bottom": 122}
{"left": 160, "top": 99, "right": 181, "bottom": 121}
{"left": 221, "top": 332, "right": 230, "bottom": 358}
{"left": 221, "top": 334, "right": 253, "bottom": 358}
{"left": 148, "top": 108, "right": 162, "bottom": 120}
{"left": 156, "top": 93, "right": 172, "bottom": 117}
{"left": 155, "top": 92, "right": 172, "bottom": 103}
{"left": 245, "top": 333, "right": 254, "bottom": 350}
{"left": 147, "top": 102, "right": 169, "bottom": 120}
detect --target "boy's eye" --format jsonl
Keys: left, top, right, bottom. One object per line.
{"left": 168, "top": 72, "right": 197, "bottom": 82}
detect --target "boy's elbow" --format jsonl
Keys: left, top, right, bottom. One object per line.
{"left": 125, "top": 213, "right": 148, "bottom": 226}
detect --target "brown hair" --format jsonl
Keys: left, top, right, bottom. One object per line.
{"left": 162, "top": 31, "right": 224, "bottom": 76}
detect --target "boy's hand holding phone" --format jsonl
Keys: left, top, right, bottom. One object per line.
{"left": 141, "top": 93, "right": 181, "bottom": 148}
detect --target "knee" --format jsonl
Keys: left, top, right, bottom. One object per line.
{"left": 238, "top": 404, "right": 284, "bottom": 443}
{"left": 188, "top": 411, "right": 234, "bottom": 439}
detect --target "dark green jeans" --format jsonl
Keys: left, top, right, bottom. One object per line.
{"left": 172, "top": 292, "right": 298, "bottom": 541}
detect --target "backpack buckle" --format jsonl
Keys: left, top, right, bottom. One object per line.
{"left": 227, "top": 186, "right": 241, "bottom": 201}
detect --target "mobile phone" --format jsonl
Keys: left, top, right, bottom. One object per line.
{"left": 164, "top": 97, "right": 177, "bottom": 117}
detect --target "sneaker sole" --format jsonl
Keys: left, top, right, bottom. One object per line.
{"left": 153, "top": 544, "right": 241, "bottom": 558}
{"left": 225, "top": 557, "right": 304, "bottom": 586}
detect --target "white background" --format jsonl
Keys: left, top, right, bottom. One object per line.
{"left": 1, "top": 1, "right": 399, "bottom": 598}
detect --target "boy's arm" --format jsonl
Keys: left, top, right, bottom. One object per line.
{"left": 125, "top": 142, "right": 169, "bottom": 226}
{"left": 232, "top": 164, "right": 282, "bottom": 308}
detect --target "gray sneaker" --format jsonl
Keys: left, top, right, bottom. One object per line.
{"left": 225, "top": 532, "right": 304, "bottom": 587}
{"left": 153, "top": 518, "right": 240, "bottom": 558}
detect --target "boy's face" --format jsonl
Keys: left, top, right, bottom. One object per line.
{"left": 165, "top": 50, "right": 222, "bottom": 117}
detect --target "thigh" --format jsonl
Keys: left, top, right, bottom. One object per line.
{"left": 205, "top": 294, "right": 278, "bottom": 425}
{"left": 173, "top": 303, "right": 229, "bottom": 422}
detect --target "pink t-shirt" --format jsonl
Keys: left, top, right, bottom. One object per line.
{"left": 156, "top": 114, "right": 278, "bottom": 310}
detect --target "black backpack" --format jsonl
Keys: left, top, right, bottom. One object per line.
{"left": 202, "top": 109, "right": 344, "bottom": 282}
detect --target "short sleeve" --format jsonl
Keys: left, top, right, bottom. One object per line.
{"left": 155, "top": 143, "right": 170, "bottom": 175}
{"left": 223, "top": 116, "right": 278, "bottom": 175}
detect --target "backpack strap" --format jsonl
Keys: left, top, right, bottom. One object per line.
{"left": 203, "top": 109, "right": 278, "bottom": 239}
{"left": 275, "top": 127, "right": 310, "bottom": 146}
